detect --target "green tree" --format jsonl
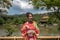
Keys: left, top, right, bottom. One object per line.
{"left": 32, "top": 0, "right": 60, "bottom": 19}
{"left": 5, "top": 24, "right": 18, "bottom": 36}
{"left": 0, "top": 18, "right": 5, "bottom": 25}
{"left": 0, "top": 0, "right": 12, "bottom": 15}
{"left": 32, "top": 0, "right": 45, "bottom": 9}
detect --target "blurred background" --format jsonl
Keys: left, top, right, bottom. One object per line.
{"left": 0, "top": 0, "right": 60, "bottom": 37}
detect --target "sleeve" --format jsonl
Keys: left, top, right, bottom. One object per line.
{"left": 21, "top": 24, "right": 27, "bottom": 36}
{"left": 34, "top": 22, "right": 40, "bottom": 36}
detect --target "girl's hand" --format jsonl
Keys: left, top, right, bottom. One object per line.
{"left": 34, "top": 32, "right": 39, "bottom": 37}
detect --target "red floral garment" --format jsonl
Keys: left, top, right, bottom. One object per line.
{"left": 21, "top": 21, "right": 40, "bottom": 40}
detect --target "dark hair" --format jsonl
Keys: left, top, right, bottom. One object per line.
{"left": 26, "top": 12, "right": 33, "bottom": 18}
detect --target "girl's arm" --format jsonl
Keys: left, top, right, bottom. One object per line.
{"left": 34, "top": 21, "right": 40, "bottom": 36}
{"left": 21, "top": 24, "right": 27, "bottom": 36}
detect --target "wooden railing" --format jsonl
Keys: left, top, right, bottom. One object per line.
{"left": 0, "top": 36, "right": 60, "bottom": 40}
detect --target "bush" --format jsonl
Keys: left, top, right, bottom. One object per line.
{"left": 0, "top": 18, "right": 5, "bottom": 25}
{"left": 5, "top": 24, "right": 19, "bottom": 36}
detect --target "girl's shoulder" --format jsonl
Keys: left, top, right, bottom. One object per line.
{"left": 33, "top": 21, "right": 37, "bottom": 23}
{"left": 24, "top": 21, "right": 28, "bottom": 25}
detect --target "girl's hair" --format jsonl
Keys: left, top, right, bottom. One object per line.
{"left": 26, "top": 12, "right": 33, "bottom": 18}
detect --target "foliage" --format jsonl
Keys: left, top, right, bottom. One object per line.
{"left": 2, "top": 0, "right": 12, "bottom": 9}
{"left": 0, "top": 0, "right": 60, "bottom": 36}
{"left": 32, "top": 0, "right": 60, "bottom": 20}
{"left": 0, "top": 14, "right": 60, "bottom": 36}
{"left": 32, "top": 0, "right": 60, "bottom": 9}
{"left": 0, "top": 0, "right": 12, "bottom": 15}
{"left": 5, "top": 24, "right": 18, "bottom": 36}
{"left": 0, "top": 18, "right": 5, "bottom": 25}
{"left": 32, "top": 0, "right": 45, "bottom": 9}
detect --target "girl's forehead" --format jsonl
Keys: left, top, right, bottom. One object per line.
{"left": 29, "top": 14, "right": 32, "bottom": 16}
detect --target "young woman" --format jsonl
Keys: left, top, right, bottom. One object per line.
{"left": 21, "top": 12, "right": 40, "bottom": 40}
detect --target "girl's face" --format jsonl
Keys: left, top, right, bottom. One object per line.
{"left": 28, "top": 14, "right": 33, "bottom": 22}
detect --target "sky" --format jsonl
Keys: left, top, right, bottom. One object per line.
{"left": 8, "top": 0, "right": 54, "bottom": 15}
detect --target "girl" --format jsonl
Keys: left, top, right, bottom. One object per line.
{"left": 21, "top": 12, "right": 40, "bottom": 40}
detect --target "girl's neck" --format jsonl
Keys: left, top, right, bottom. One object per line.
{"left": 28, "top": 21, "right": 33, "bottom": 24}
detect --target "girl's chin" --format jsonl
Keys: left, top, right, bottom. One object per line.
{"left": 29, "top": 20, "right": 33, "bottom": 22}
